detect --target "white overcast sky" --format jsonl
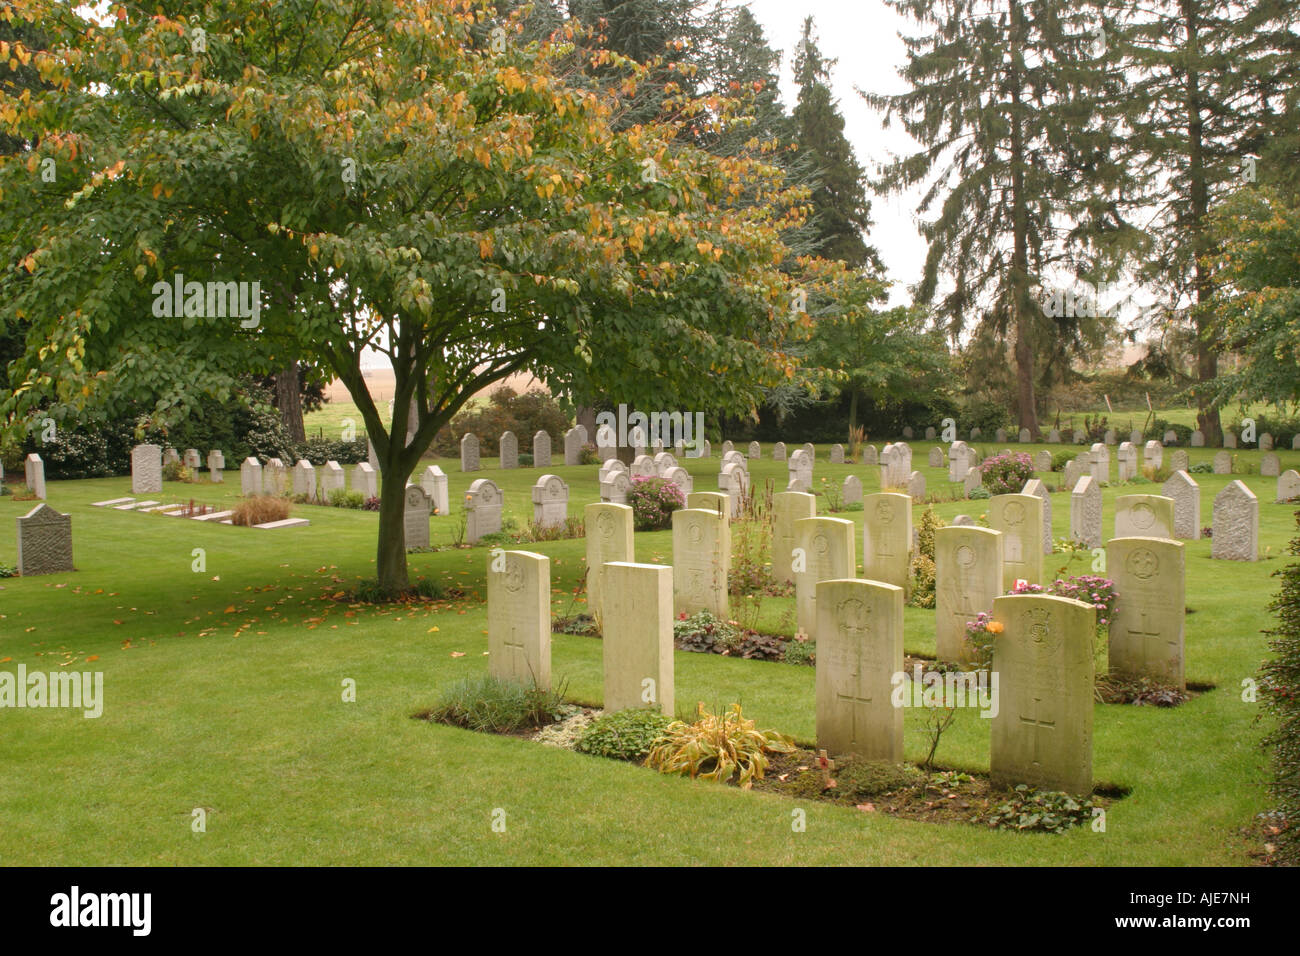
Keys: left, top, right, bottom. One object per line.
{"left": 744, "top": 0, "right": 926, "bottom": 305}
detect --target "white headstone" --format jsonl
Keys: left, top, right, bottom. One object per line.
{"left": 1211, "top": 481, "right": 1258, "bottom": 562}
{"left": 352, "top": 462, "right": 378, "bottom": 500}
{"left": 672, "top": 508, "right": 730, "bottom": 619}
{"left": 241, "top": 457, "right": 264, "bottom": 496}
{"left": 1162, "top": 472, "right": 1201, "bottom": 540}
{"left": 466, "top": 479, "right": 503, "bottom": 544}
{"left": 585, "top": 503, "right": 635, "bottom": 629}
{"left": 531, "top": 474, "right": 569, "bottom": 529}
{"left": 404, "top": 483, "right": 431, "bottom": 549}
{"left": 1070, "top": 475, "right": 1102, "bottom": 548}
{"left": 131, "top": 445, "right": 162, "bottom": 495}
{"left": 602, "top": 562, "right": 674, "bottom": 714}
{"left": 460, "top": 433, "right": 480, "bottom": 472}
{"left": 935, "top": 526, "right": 1004, "bottom": 663}
{"left": 488, "top": 550, "right": 551, "bottom": 689}
{"left": 1107, "top": 537, "right": 1185, "bottom": 689}
{"left": 420, "top": 465, "right": 448, "bottom": 516}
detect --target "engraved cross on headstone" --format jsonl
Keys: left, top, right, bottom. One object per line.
{"left": 1018, "top": 695, "right": 1056, "bottom": 768}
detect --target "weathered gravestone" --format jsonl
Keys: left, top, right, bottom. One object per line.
{"left": 802, "top": 442, "right": 815, "bottom": 460}
{"left": 1130, "top": 429, "right": 1143, "bottom": 446}
{"left": 672, "top": 508, "right": 730, "bottom": 618}
{"left": 830, "top": 444, "right": 845, "bottom": 464}
{"left": 1213, "top": 451, "right": 1232, "bottom": 475}
{"left": 935, "top": 526, "right": 1004, "bottom": 662}
{"left": 952, "top": 515, "right": 975, "bottom": 526}
{"left": 772, "top": 492, "right": 816, "bottom": 586}
{"left": 1224, "top": 430, "right": 1238, "bottom": 449}
{"left": 989, "top": 594, "right": 1095, "bottom": 797}
{"left": 417, "top": 465, "right": 447, "bottom": 516}
{"left": 1116, "top": 442, "right": 1138, "bottom": 482}
{"left": 1143, "top": 440, "right": 1163, "bottom": 470}
{"left": 1278, "top": 469, "right": 1300, "bottom": 503}
{"left": 631, "top": 455, "right": 657, "bottom": 479}
{"left": 1261, "top": 452, "right": 1281, "bottom": 477}
{"left": 585, "top": 503, "right": 634, "bottom": 630}
{"left": 861, "top": 445, "right": 878, "bottom": 466}
{"left": 794, "top": 517, "right": 856, "bottom": 639}
{"left": 964, "top": 466, "right": 983, "bottom": 498}
{"left": 241, "top": 457, "right": 263, "bottom": 496}
{"left": 498, "top": 431, "right": 518, "bottom": 469}
{"left": 531, "top": 474, "right": 569, "bottom": 529}
{"left": 1090, "top": 443, "right": 1109, "bottom": 483}
{"left": 207, "top": 450, "right": 225, "bottom": 482}
{"left": 1021, "top": 478, "right": 1054, "bottom": 556}
{"left": 989, "top": 493, "right": 1044, "bottom": 588}
{"left": 720, "top": 440, "right": 734, "bottom": 456}
{"left": 131, "top": 444, "right": 162, "bottom": 495}
{"left": 1163, "top": 430, "right": 1178, "bottom": 445}
{"left": 1162, "top": 471, "right": 1201, "bottom": 539}
{"left": 403, "top": 484, "right": 431, "bottom": 550}
{"left": 842, "top": 474, "right": 863, "bottom": 506}
{"left": 1170, "top": 449, "right": 1189, "bottom": 474}
{"left": 1261, "top": 433, "right": 1275, "bottom": 451}
{"left": 1114, "top": 494, "right": 1175, "bottom": 540}
{"left": 465, "top": 479, "right": 503, "bottom": 544}
{"left": 1191, "top": 429, "right": 1205, "bottom": 447}
{"left": 292, "top": 460, "right": 317, "bottom": 501}
{"left": 487, "top": 550, "right": 551, "bottom": 689}
{"left": 163, "top": 447, "right": 180, "bottom": 466}
{"left": 906, "top": 471, "right": 926, "bottom": 501}
{"left": 1019, "top": 428, "right": 1031, "bottom": 443}
{"left": 686, "top": 491, "right": 729, "bottom": 518}
{"left": 996, "top": 429, "right": 1007, "bottom": 443}
{"left": 925, "top": 426, "right": 937, "bottom": 440}
{"left": 1104, "top": 429, "right": 1116, "bottom": 445}
{"left": 663, "top": 466, "right": 694, "bottom": 494}
{"left": 264, "top": 458, "right": 287, "bottom": 495}
{"left": 564, "top": 425, "right": 586, "bottom": 466}
{"left": 602, "top": 562, "right": 674, "bottom": 714}
{"left": 815, "top": 579, "right": 904, "bottom": 762}
{"left": 1294, "top": 435, "right": 1300, "bottom": 451}
{"left": 1211, "top": 481, "right": 1258, "bottom": 562}
{"left": 861, "top": 493, "right": 913, "bottom": 591}
{"left": 749, "top": 441, "right": 761, "bottom": 459}
{"left": 1107, "top": 537, "right": 1185, "bottom": 689}
{"left": 653, "top": 451, "right": 677, "bottom": 476}
{"left": 1047, "top": 429, "right": 1060, "bottom": 444}
{"left": 772, "top": 441, "right": 787, "bottom": 461}
{"left": 902, "top": 426, "right": 914, "bottom": 439}
{"left": 929, "top": 447, "right": 945, "bottom": 468}
{"left": 1070, "top": 475, "right": 1102, "bottom": 548}
{"left": 460, "top": 433, "right": 480, "bottom": 472}
{"left": 1034, "top": 450, "right": 1053, "bottom": 473}
{"left": 183, "top": 448, "right": 201, "bottom": 470}
{"left": 600, "top": 471, "right": 631, "bottom": 505}
{"left": 1062, "top": 459, "right": 1081, "bottom": 494}
{"left": 533, "top": 430, "right": 552, "bottom": 468}
{"left": 319, "top": 461, "right": 345, "bottom": 499}
{"left": 787, "top": 449, "right": 812, "bottom": 493}
{"left": 352, "top": 462, "right": 378, "bottom": 500}
{"left": 948, "top": 441, "right": 972, "bottom": 483}
{"left": 16, "top": 503, "right": 73, "bottom": 576}
{"left": 595, "top": 424, "right": 618, "bottom": 462}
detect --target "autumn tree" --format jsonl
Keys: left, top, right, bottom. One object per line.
{"left": 0, "top": 0, "right": 804, "bottom": 591}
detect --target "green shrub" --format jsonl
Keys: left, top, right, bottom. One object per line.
{"left": 980, "top": 451, "right": 1034, "bottom": 495}
{"left": 1190, "top": 461, "right": 1214, "bottom": 474}
{"left": 162, "top": 460, "right": 191, "bottom": 482}
{"left": 783, "top": 636, "right": 816, "bottom": 666}
{"left": 1051, "top": 451, "right": 1074, "bottom": 472}
{"left": 327, "top": 488, "right": 366, "bottom": 509}
{"left": 909, "top": 552, "right": 937, "bottom": 608}
{"left": 427, "top": 676, "right": 569, "bottom": 734}
{"left": 0, "top": 562, "right": 17, "bottom": 578}
{"left": 836, "top": 760, "right": 924, "bottom": 799}
{"left": 575, "top": 708, "right": 674, "bottom": 761}
{"left": 673, "top": 611, "right": 741, "bottom": 653}
{"left": 981, "top": 784, "right": 1096, "bottom": 833}
{"left": 916, "top": 506, "right": 944, "bottom": 562}
{"left": 645, "top": 703, "right": 795, "bottom": 788}
{"left": 968, "top": 486, "right": 991, "bottom": 500}
{"left": 1260, "top": 513, "right": 1300, "bottom": 865}
{"left": 627, "top": 476, "right": 685, "bottom": 531}
{"left": 579, "top": 442, "right": 601, "bottom": 465}
{"left": 299, "top": 436, "right": 368, "bottom": 465}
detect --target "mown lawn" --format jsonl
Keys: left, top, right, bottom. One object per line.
{"left": 0, "top": 438, "right": 1294, "bottom": 865}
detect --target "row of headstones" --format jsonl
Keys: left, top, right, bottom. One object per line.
{"left": 129, "top": 444, "right": 225, "bottom": 494}
{"left": 488, "top": 494, "right": 1180, "bottom": 797}
{"left": 238, "top": 457, "right": 361, "bottom": 501}
{"left": 398, "top": 473, "right": 570, "bottom": 549}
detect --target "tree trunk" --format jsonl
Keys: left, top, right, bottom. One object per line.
{"left": 1008, "top": 0, "right": 1039, "bottom": 438}
{"left": 576, "top": 405, "right": 597, "bottom": 440}
{"left": 1183, "top": 2, "right": 1223, "bottom": 446}
{"left": 275, "top": 361, "right": 307, "bottom": 444}
{"left": 375, "top": 442, "right": 411, "bottom": 593}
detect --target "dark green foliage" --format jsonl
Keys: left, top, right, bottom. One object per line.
{"left": 327, "top": 489, "right": 366, "bottom": 509}
{"left": 673, "top": 611, "right": 741, "bottom": 654}
{"left": 428, "top": 676, "right": 569, "bottom": 734}
{"left": 434, "top": 386, "right": 569, "bottom": 457}
{"left": 783, "top": 637, "right": 816, "bottom": 667}
{"left": 1260, "top": 513, "right": 1300, "bottom": 865}
{"left": 982, "top": 784, "right": 1096, "bottom": 834}
{"left": 299, "top": 436, "right": 368, "bottom": 465}
{"left": 575, "top": 708, "right": 674, "bottom": 762}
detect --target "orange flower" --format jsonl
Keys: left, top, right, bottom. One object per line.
{"left": 987, "top": 621, "right": 1004, "bottom": 635}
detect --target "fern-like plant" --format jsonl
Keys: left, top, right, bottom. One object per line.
{"left": 645, "top": 703, "right": 795, "bottom": 789}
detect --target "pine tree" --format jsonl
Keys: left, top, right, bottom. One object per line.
{"left": 792, "top": 18, "right": 880, "bottom": 273}
{"left": 1102, "top": 0, "right": 1300, "bottom": 446}
{"left": 865, "top": 0, "right": 1125, "bottom": 436}
{"left": 1260, "top": 513, "right": 1300, "bottom": 865}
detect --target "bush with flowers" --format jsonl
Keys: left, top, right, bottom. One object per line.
{"left": 1010, "top": 575, "right": 1118, "bottom": 631}
{"left": 627, "top": 476, "right": 685, "bottom": 531}
{"left": 966, "top": 612, "right": 1004, "bottom": 670}
{"left": 980, "top": 452, "right": 1034, "bottom": 496}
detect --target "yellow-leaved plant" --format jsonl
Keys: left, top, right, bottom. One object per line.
{"left": 645, "top": 703, "right": 795, "bottom": 789}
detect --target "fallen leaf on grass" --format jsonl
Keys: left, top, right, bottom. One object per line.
{"left": 450, "top": 651, "right": 465, "bottom": 658}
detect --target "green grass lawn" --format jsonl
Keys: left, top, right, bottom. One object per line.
{"left": 1, "top": 438, "right": 1294, "bottom": 865}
